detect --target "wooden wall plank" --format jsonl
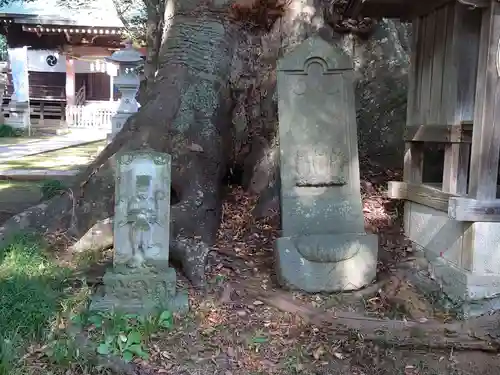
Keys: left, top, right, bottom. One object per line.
{"left": 413, "top": 17, "right": 425, "bottom": 126}
{"left": 441, "top": 3, "right": 480, "bottom": 194}
{"left": 458, "top": 9, "right": 482, "bottom": 122}
{"left": 404, "top": 17, "right": 425, "bottom": 190}
{"left": 420, "top": 13, "right": 436, "bottom": 125}
{"left": 468, "top": 2, "right": 500, "bottom": 199}
{"left": 441, "top": 4, "right": 458, "bottom": 125}
{"left": 406, "top": 18, "right": 420, "bottom": 126}
{"left": 430, "top": 7, "right": 448, "bottom": 124}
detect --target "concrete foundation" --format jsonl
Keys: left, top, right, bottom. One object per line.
{"left": 6, "top": 101, "right": 30, "bottom": 130}
{"left": 405, "top": 201, "right": 500, "bottom": 317}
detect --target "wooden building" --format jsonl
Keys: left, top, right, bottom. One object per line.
{"left": 0, "top": 0, "right": 125, "bottom": 131}
{"left": 346, "top": 0, "right": 500, "bottom": 315}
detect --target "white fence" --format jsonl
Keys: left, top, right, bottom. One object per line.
{"left": 65, "top": 104, "right": 117, "bottom": 130}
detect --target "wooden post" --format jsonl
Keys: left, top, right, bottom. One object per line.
{"left": 441, "top": 4, "right": 481, "bottom": 194}
{"left": 65, "top": 57, "right": 75, "bottom": 106}
{"left": 403, "top": 18, "right": 424, "bottom": 234}
{"left": 468, "top": 1, "right": 500, "bottom": 199}
{"left": 404, "top": 17, "right": 425, "bottom": 184}
{"left": 39, "top": 101, "right": 44, "bottom": 127}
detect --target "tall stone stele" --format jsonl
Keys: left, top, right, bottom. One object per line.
{"left": 275, "top": 35, "right": 378, "bottom": 293}
{"left": 105, "top": 42, "right": 141, "bottom": 142}
{"left": 91, "top": 150, "right": 188, "bottom": 314}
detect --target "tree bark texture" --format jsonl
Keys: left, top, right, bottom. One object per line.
{"left": 0, "top": 1, "right": 241, "bottom": 288}
{"left": 0, "top": 1, "right": 410, "bottom": 290}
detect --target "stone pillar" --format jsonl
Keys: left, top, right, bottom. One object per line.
{"left": 274, "top": 35, "right": 378, "bottom": 293}
{"left": 7, "top": 47, "right": 30, "bottom": 130}
{"left": 65, "top": 57, "right": 75, "bottom": 105}
{"left": 105, "top": 42, "right": 142, "bottom": 142}
{"left": 90, "top": 150, "right": 188, "bottom": 315}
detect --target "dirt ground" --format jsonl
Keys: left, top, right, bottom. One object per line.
{"left": 81, "top": 183, "right": 500, "bottom": 374}
{"left": 4, "top": 163, "right": 500, "bottom": 374}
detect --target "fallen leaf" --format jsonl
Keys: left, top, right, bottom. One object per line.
{"left": 333, "top": 352, "right": 345, "bottom": 360}
{"left": 295, "top": 363, "right": 304, "bottom": 372}
{"left": 187, "top": 143, "right": 204, "bottom": 152}
{"left": 313, "top": 346, "right": 325, "bottom": 360}
{"left": 219, "top": 283, "right": 234, "bottom": 303}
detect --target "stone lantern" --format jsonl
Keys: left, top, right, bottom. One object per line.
{"left": 106, "top": 41, "right": 142, "bottom": 141}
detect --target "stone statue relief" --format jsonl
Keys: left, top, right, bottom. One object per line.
{"left": 117, "top": 174, "right": 166, "bottom": 268}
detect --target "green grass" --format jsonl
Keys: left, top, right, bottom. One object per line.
{"left": 0, "top": 181, "right": 42, "bottom": 203}
{"left": 0, "top": 141, "right": 105, "bottom": 172}
{"left": 0, "top": 233, "right": 78, "bottom": 375}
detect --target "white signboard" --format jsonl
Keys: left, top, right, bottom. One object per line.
{"left": 8, "top": 47, "right": 29, "bottom": 102}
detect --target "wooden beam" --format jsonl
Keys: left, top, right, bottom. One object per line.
{"left": 457, "top": 0, "right": 489, "bottom": 8}
{"left": 406, "top": 18, "right": 419, "bottom": 126}
{"left": 62, "top": 45, "right": 113, "bottom": 57}
{"left": 343, "top": 0, "right": 366, "bottom": 18}
{"left": 414, "top": 0, "right": 456, "bottom": 18}
{"left": 404, "top": 124, "right": 472, "bottom": 142}
{"left": 387, "top": 181, "right": 459, "bottom": 212}
{"left": 448, "top": 197, "right": 500, "bottom": 221}
{"left": 468, "top": 2, "right": 500, "bottom": 199}
{"left": 358, "top": 0, "right": 455, "bottom": 19}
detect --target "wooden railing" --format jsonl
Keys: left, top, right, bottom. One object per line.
{"left": 4, "top": 84, "right": 65, "bottom": 100}
{"left": 65, "top": 105, "right": 115, "bottom": 130}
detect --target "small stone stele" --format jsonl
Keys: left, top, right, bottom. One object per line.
{"left": 274, "top": 35, "right": 378, "bottom": 293}
{"left": 90, "top": 150, "right": 188, "bottom": 315}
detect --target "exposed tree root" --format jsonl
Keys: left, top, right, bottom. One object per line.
{"left": 238, "top": 280, "right": 500, "bottom": 353}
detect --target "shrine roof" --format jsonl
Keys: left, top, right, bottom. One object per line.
{"left": 343, "top": 0, "right": 482, "bottom": 19}
{"left": 0, "top": 0, "right": 124, "bottom": 28}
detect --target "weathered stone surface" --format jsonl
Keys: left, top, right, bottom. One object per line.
{"left": 275, "top": 234, "right": 378, "bottom": 292}
{"left": 91, "top": 266, "right": 188, "bottom": 315}
{"left": 7, "top": 101, "right": 30, "bottom": 130}
{"left": 91, "top": 150, "right": 188, "bottom": 314}
{"left": 275, "top": 34, "right": 378, "bottom": 292}
{"left": 113, "top": 150, "right": 171, "bottom": 267}
{"left": 405, "top": 201, "right": 500, "bottom": 317}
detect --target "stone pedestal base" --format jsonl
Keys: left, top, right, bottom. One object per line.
{"left": 275, "top": 233, "right": 378, "bottom": 292}
{"left": 90, "top": 265, "right": 188, "bottom": 315}
{"left": 7, "top": 101, "right": 30, "bottom": 130}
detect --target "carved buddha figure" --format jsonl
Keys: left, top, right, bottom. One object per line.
{"left": 126, "top": 174, "right": 161, "bottom": 267}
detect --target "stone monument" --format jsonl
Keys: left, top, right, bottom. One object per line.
{"left": 105, "top": 41, "right": 141, "bottom": 142}
{"left": 91, "top": 150, "right": 188, "bottom": 314}
{"left": 274, "top": 35, "right": 378, "bottom": 293}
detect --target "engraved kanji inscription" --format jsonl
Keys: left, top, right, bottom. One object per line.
{"left": 295, "top": 149, "right": 346, "bottom": 186}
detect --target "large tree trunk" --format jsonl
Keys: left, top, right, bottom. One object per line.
{"left": 0, "top": 1, "right": 240, "bottom": 287}
{"left": 0, "top": 0, "right": 389, "bottom": 288}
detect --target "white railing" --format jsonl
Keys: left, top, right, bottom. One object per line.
{"left": 65, "top": 105, "right": 116, "bottom": 130}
